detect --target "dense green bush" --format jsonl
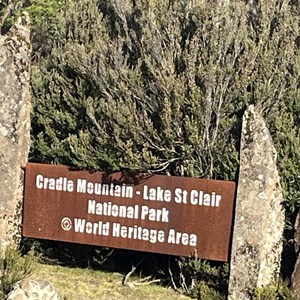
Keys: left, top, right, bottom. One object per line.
{"left": 30, "top": 0, "right": 300, "bottom": 181}
{"left": 25, "top": 0, "right": 70, "bottom": 60}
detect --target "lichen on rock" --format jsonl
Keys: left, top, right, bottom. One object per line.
{"left": 0, "top": 12, "right": 31, "bottom": 246}
{"left": 228, "top": 105, "right": 285, "bottom": 299}
{"left": 7, "top": 280, "right": 61, "bottom": 300}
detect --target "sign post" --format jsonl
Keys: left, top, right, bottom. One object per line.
{"left": 23, "top": 163, "right": 236, "bottom": 261}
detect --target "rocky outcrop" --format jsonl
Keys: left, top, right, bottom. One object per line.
{"left": 7, "top": 280, "right": 60, "bottom": 300}
{"left": 228, "top": 105, "right": 285, "bottom": 299}
{"left": 0, "top": 12, "right": 31, "bottom": 246}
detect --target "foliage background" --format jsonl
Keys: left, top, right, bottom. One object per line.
{"left": 29, "top": 0, "right": 300, "bottom": 212}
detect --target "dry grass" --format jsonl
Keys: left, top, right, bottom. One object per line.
{"left": 29, "top": 262, "right": 191, "bottom": 300}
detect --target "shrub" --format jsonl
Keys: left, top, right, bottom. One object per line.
{"left": 0, "top": 246, "right": 36, "bottom": 296}
{"left": 253, "top": 282, "right": 295, "bottom": 300}
{"left": 170, "top": 253, "right": 228, "bottom": 299}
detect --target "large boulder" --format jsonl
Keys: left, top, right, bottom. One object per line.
{"left": 228, "top": 105, "right": 285, "bottom": 299}
{"left": 0, "top": 12, "right": 31, "bottom": 245}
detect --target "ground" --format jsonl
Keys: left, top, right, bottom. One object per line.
{"left": 28, "top": 262, "right": 191, "bottom": 300}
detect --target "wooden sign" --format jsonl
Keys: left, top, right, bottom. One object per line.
{"left": 23, "top": 163, "right": 236, "bottom": 261}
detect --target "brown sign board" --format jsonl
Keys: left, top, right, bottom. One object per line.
{"left": 23, "top": 163, "right": 236, "bottom": 261}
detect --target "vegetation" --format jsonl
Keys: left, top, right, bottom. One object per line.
{"left": 253, "top": 282, "right": 295, "bottom": 300}
{"left": 171, "top": 254, "right": 228, "bottom": 298}
{"left": 0, "top": 246, "right": 36, "bottom": 298}
{"left": 28, "top": 261, "right": 190, "bottom": 300}
{"left": 0, "top": 0, "right": 22, "bottom": 32}
{"left": 29, "top": 0, "right": 300, "bottom": 182}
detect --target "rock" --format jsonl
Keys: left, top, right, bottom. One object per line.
{"left": 228, "top": 105, "right": 285, "bottom": 299}
{"left": 291, "top": 213, "right": 300, "bottom": 299}
{"left": 0, "top": 12, "right": 31, "bottom": 245}
{"left": 292, "top": 259, "right": 300, "bottom": 300}
{"left": 7, "top": 280, "right": 60, "bottom": 300}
